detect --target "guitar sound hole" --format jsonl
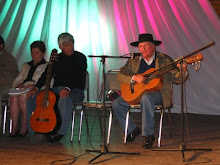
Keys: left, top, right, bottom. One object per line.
{"left": 36, "top": 118, "right": 49, "bottom": 122}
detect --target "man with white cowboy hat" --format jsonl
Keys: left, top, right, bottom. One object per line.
{"left": 112, "top": 33, "right": 189, "bottom": 149}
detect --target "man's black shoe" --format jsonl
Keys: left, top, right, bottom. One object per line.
{"left": 45, "top": 133, "right": 64, "bottom": 143}
{"left": 142, "top": 135, "right": 155, "bottom": 149}
{"left": 126, "top": 127, "right": 141, "bottom": 142}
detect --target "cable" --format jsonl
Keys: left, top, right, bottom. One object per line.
{"left": 50, "top": 153, "right": 88, "bottom": 165}
{"left": 0, "top": 145, "right": 88, "bottom": 165}
{"left": 87, "top": 60, "right": 105, "bottom": 151}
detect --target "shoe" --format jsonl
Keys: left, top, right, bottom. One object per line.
{"left": 142, "top": 135, "right": 155, "bottom": 149}
{"left": 126, "top": 127, "right": 141, "bottom": 142}
{"left": 8, "top": 134, "right": 18, "bottom": 138}
{"left": 8, "top": 130, "right": 20, "bottom": 138}
{"left": 18, "top": 131, "right": 28, "bottom": 137}
{"left": 45, "top": 133, "right": 64, "bottom": 143}
{"left": 34, "top": 133, "right": 47, "bottom": 143}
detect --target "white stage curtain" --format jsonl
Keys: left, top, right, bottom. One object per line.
{"left": 0, "top": 0, "right": 219, "bottom": 115}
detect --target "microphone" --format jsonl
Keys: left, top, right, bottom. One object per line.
{"left": 123, "top": 53, "right": 140, "bottom": 56}
{"left": 123, "top": 53, "right": 140, "bottom": 59}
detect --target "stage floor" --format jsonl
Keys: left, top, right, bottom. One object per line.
{"left": 0, "top": 110, "right": 219, "bottom": 165}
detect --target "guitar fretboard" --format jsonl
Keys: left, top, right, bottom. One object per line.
{"left": 43, "top": 49, "right": 58, "bottom": 104}
{"left": 145, "top": 41, "right": 215, "bottom": 80}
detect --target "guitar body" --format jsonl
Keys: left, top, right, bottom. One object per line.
{"left": 121, "top": 68, "right": 163, "bottom": 105}
{"left": 30, "top": 91, "right": 57, "bottom": 133}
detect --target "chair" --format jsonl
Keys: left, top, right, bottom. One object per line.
{"left": 1, "top": 98, "right": 12, "bottom": 134}
{"left": 124, "top": 103, "right": 172, "bottom": 147}
{"left": 70, "top": 71, "right": 112, "bottom": 142}
{"left": 106, "top": 70, "right": 173, "bottom": 147}
{"left": 70, "top": 69, "right": 120, "bottom": 142}
{"left": 70, "top": 71, "right": 90, "bottom": 142}
{"left": 105, "top": 70, "right": 121, "bottom": 144}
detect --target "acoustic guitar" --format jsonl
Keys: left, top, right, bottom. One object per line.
{"left": 30, "top": 49, "right": 60, "bottom": 133}
{"left": 121, "top": 54, "right": 203, "bottom": 105}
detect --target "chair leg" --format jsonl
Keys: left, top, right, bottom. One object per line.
{"left": 107, "top": 109, "right": 113, "bottom": 144}
{"left": 124, "top": 108, "right": 130, "bottom": 144}
{"left": 78, "top": 108, "right": 84, "bottom": 143}
{"left": 158, "top": 109, "right": 165, "bottom": 147}
{"left": 3, "top": 105, "right": 7, "bottom": 134}
{"left": 71, "top": 107, "right": 76, "bottom": 142}
{"left": 167, "top": 108, "right": 172, "bottom": 139}
{"left": 9, "top": 118, "right": 12, "bottom": 133}
{"left": 84, "top": 107, "right": 89, "bottom": 136}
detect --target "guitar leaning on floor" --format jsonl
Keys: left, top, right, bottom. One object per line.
{"left": 30, "top": 49, "right": 61, "bottom": 133}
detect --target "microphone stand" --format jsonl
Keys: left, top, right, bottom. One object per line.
{"left": 86, "top": 55, "right": 139, "bottom": 164}
{"left": 153, "top": 59, "right": 212, "bottom": 162}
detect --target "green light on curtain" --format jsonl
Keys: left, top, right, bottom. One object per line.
{"left": 0, "top": 0, "right": 20, "bottom": 38}
{"left": 0, "top": 0, "right": 12, "bottom": 25}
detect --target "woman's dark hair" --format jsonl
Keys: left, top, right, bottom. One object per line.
{"left": 30, "top": 41, "right": 46, "bottom": 53}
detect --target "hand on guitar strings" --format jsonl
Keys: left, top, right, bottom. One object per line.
{"left": 132, "top": 74, "right": 146, "bottom": 83}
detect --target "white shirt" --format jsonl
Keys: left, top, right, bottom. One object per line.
{"left": 140, "top": 52, "right": 156, "bottom": 65}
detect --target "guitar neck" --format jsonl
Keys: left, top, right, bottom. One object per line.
{"left": 147, "top": 62, "right": 177, "bottom": 80}
{"left": 43, "top": 61, "right": 53, "bottom": 101}
{"left": 147, "top": 41, "right": 215, "bottom": 80}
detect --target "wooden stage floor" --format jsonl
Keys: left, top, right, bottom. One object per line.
{"left": 0, "top": 110, "right": 219, "bottom": 165}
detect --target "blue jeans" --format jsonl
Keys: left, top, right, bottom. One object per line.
{"left": 27, "top": 86, "right": 84, "bottom": 135}
{"left": 112, "top": 91, "right": 162, "bottom": 136}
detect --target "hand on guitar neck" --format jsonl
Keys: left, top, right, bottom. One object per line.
{"left": 176, "top": 62, "right": 187, "bottom": 74}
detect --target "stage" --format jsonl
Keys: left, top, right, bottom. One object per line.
{"left": 0, "top": 110, "right": 219, "bottom": 165}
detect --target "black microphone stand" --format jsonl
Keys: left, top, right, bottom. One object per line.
{"left": 86, "top": 55, "right": 139, "bottom": 164}
{"left": 153, "top": 59, "right": 212, "bottom": 162}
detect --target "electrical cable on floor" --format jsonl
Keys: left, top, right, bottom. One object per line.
{"left": 88, "top": 108, "right": 99, "bottom": 151}
{"left": 50, "top": 152, "right": 89, "bottom": 165}
{"left": 87, "top": 61, "right": 104, "bottom": 151}
{"left": 1, "top": 145, "right": 88, "bottom": 165}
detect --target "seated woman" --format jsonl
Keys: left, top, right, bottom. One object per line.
{"left": 9, "top": 41, "right": 47, "bottom": 137}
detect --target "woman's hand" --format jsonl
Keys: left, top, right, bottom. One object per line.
{"left": 16, "top": 84, "right": 25, "bottom": 89}
{"left": 26, "top": 87, "right": 38, "bottom": 98}
{"left": 25, "top": 84, "right": 35, "bottom": 90}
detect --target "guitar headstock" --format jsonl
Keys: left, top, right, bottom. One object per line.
{"left": 49, "top": 49, "right": 58, "bottom": 62}
{"left": 185, "top": 54, "right": 203, "bottom": 72}
{"left": 185, "top": 54, "right": 203, "bottom": 64}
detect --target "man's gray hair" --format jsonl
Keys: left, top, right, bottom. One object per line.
{"left": 58, "top": 32, "right": 74, "bottom": 47}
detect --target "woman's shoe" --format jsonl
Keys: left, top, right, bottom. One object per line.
{"left": 18, "top": 131, "right": 28, "bottom": 137}
{"left": 8, "top": 134, "right": 18, "bottom": 138}
{"left": 8, "top": 130, "right": 20, "bottom": 138}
